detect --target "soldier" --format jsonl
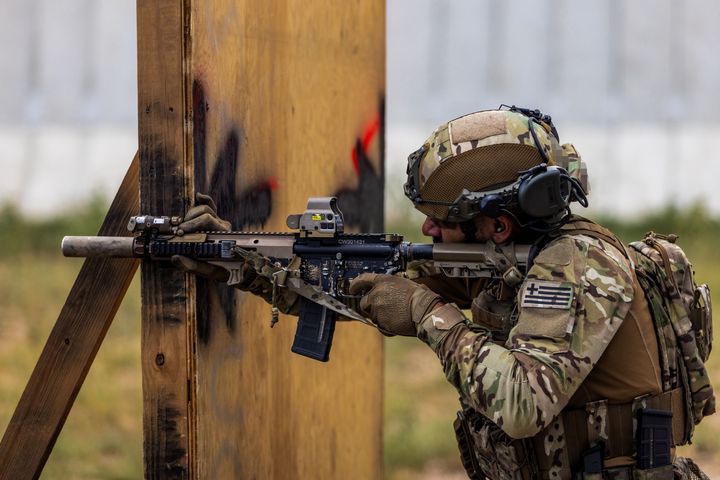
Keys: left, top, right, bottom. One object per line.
{"left": 346, "top": 107, "right": 710, "bottom": 479}
{"left": 174, "top": 107, "right": 710, "bottom": 479}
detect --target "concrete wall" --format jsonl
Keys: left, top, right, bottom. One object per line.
{"left": 0, "top": 0, "right": 137, "bottom": 216}
{"left": 388, "top": 0, "right": 720, "bottom": 124}
{"left": 3, "top": 0, "right": 720, "bottom": 217}
{"left": 386, "top": 0, "right": 720, "bottom": 218}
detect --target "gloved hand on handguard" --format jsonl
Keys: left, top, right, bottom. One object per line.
{"left": 171, "top": 192, "right": 298, "bottom": 313}
{"left": 171, "top": 192, "right": 233, "bottom": 283}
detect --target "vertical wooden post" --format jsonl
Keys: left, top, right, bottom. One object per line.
{"left": 137, "top": 1, "right": 385, "bottom": 478}
{"left": 136, "top": 1, "right": 194, "bottom": 477}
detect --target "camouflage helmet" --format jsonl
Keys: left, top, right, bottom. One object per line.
{"left": 404, "top": 106, "right": 588, "bottom": 222}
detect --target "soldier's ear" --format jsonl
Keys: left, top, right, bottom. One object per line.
{"left": 490, "top": 215, "right": 514, "bottom": 244}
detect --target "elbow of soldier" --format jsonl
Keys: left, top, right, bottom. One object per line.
{"left": 474, "top": 390, "right": 559, "bottom": 439}
{"left": 493, "top": 401, "right": 564, "bottom": 439}
{"left": 497, "top": 417, "right": 545, "bottom": 439}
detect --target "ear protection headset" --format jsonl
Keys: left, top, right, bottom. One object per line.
{"left": 446, "top": 162, "right": 588, "bottom": 229}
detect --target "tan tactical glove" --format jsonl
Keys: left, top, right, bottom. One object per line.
{"left": 177, "top": 192, "right": 231, "bottom": 233}
{"left": 348, "top": 273, "right": 443, "bottom": 336}
{"left": 170, "top": 193, "right": 299, "bottom": 314}
{"left": 171, "top": 192, "right": 233, "bottom": 283}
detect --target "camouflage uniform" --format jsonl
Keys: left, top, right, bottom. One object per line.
{"left": 413, "top": 225, "right": 664, "bottom": 478}
{"left": 399, "top": 108, "right": 706, "bottom": 479}
{"left": 421, "top": 233, "right": 635, "bottom": 437}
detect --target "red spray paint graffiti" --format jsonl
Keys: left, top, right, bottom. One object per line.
{"left": 335, "top": 98, "right": 386, "bottom": 232}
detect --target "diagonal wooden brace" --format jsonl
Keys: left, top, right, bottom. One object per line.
{"left": 0, "top": 154, "right": 140, "bottom": 480}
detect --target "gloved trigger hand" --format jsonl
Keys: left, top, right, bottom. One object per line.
{"left": 348, "top": 273, "right": 443, "bottom": 337}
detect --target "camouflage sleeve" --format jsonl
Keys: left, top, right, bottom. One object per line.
{"left": 420, "top": 235, "right": 635, "bottom": 438}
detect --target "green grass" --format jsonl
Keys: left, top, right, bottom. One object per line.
{"left": 0, "top": 197, "right": 108, "bottom": 258}
{"left": 0, "top": 256, "right": 143, "bottom": 479}
{"left": 1, "top": 202, "right": 720, "bottom": 478}
{"left": 0, "top": 202, "right": 143, "bottom": 479}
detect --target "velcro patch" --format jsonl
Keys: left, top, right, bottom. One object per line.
{"left": 521, "top": 280, "right": 574, "bottom": 309}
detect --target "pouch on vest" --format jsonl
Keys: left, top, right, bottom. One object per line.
{"left": 454, "top": 407, "right": 537, "bottom": 480}
{"left": 471, "top": 290, "right": 517, "bottom": 344}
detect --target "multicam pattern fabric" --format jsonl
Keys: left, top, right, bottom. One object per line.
{"left": 539, "top": 419, "right": 568, "bottom": 479}
{"left": 629, "top": 234, "right": 716, "bottom": 429}
{"left": 585, "top": 400, "right": 609, "bottom": 444}
{"left": 556, "top": 143, "right": 589, "bottom": 194}
{"left": 673, "top": 457, "right": 711, "bottom": 480}
{"left": 454, "top": 406, "right": 539, "bottom": 480}
{"left": 415, "top": 110, "right": 561, "bottom": 193}
{"left": 406, "top": 109, "right": 589, "bottom": 221}
{"left": 597, "top": 465, "right": 679, "bottom": 479}
{"left": 418, "top": 233, "right": 635, "bottom": 440}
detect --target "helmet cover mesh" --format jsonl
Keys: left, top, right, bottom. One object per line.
{"left": 417, "top": 143, "right": 546, "bottom": 220}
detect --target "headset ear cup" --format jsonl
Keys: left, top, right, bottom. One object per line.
{"left": 518, "top": 167, "right": 567, "bottom": 218}
{"left": 479, "top": 194, "right": 504, "bottom": 218}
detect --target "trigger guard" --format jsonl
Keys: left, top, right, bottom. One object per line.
{"left": 227, "top": 268, "right": 245, "bottom": 286}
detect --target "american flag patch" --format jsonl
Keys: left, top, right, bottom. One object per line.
{"left": 521, "top": 280, "right": 574, "bottom": 309}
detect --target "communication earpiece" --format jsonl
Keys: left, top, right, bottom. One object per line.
{"left": 494, "top": 221, "right": 505, "bottom": 233}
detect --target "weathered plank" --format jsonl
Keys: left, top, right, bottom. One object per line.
{"left": 136, "top": 1, "right": 194, "bottom": 478}
{"left": 0, "top": 154, "right": 140, "bottom": 480}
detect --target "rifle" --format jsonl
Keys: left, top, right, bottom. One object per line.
{"left": 62, "top": 197, "right": 529, "bottom": 362}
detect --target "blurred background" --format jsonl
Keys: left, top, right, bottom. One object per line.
{"left": 1, "top": 0, "right": 720, "bottom": 478}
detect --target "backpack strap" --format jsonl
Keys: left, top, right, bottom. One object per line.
{"left": 641, "top": 232, "right": 681, "bottom": 293}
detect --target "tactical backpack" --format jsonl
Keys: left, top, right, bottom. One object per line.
{"left": 628, "top": 232, "right": 715, "bottom": 439}
{"left": 556, "top": 220, "right": 715, "bottom": 437}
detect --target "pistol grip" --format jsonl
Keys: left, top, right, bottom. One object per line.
{"left": 291, "top": 298, "right": 337, "bottom": 362}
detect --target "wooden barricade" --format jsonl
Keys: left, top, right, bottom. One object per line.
{"left": 138, "top": 1, "right": 385, "bottom": 478}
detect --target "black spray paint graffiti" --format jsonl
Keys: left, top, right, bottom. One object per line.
{"left": 192, "top": 80, "right": 276, "bottom": 344}
{"left": 192, "top": 80, "right": 385, "bottom": 345}
{"left": 334, "top": 98, "right": 386, "bottom": 232}
{"left": 193, "top": 81, "right": 276, "bottom": 230}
